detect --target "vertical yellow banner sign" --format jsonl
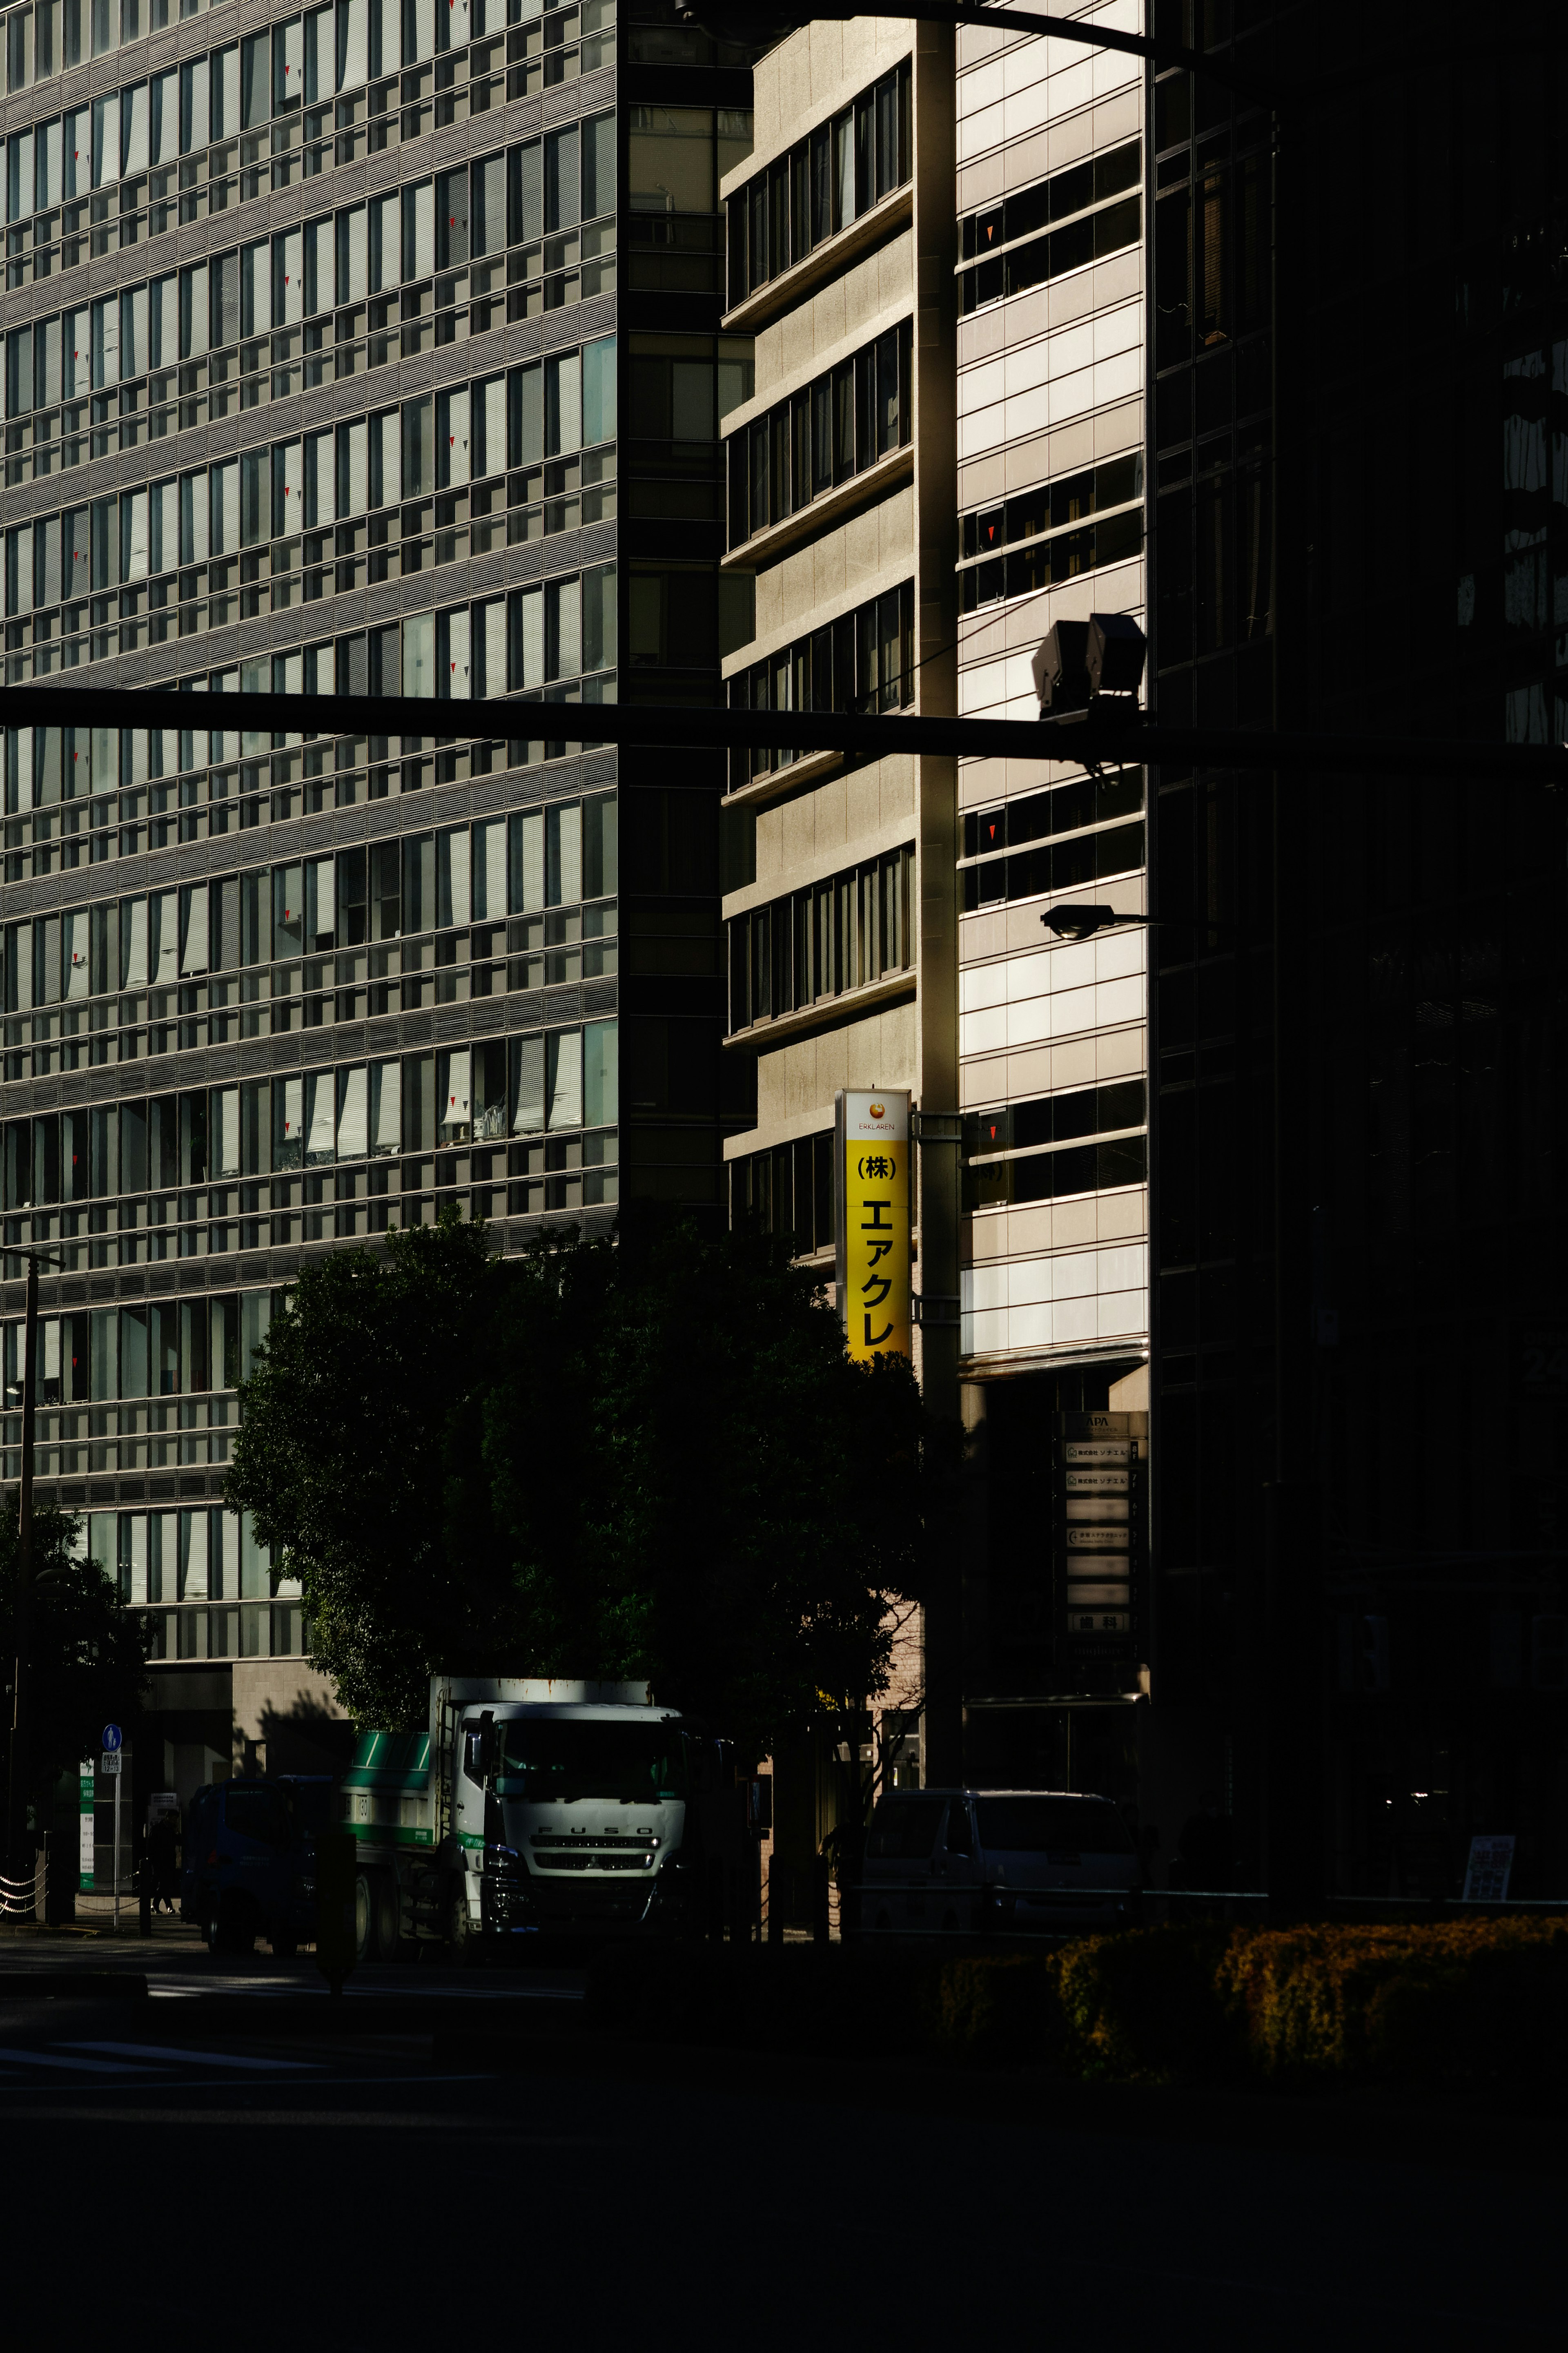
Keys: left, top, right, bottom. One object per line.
{"left": 837, "top": 1089, "right": 912, "bottom": 1361}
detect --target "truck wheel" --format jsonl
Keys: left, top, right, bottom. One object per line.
{"left": 448, "top": 1884, "right": 477, "bottom": 1966}
{"left": 374, "top": 1875, "right": 401, "bottom": 1961}
{"left": 354, "top": 1871, "right": 374, "bottom": 1963}
{"left": 210, "top": 1897, "right": 254, "bottom": 1955}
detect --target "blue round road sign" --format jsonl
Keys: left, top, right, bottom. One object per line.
{"left": 102, "top": 1723, "right": 122, "bottom": 1752}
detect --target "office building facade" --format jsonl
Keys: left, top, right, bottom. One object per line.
{"left": 0, "top": 0, "right": 757, "bottom": 1809}
{"left": 950, "top": 0, "right": 1150, "bottom": 1796}
{"left": 716, "top": 10, "right": 960, "bottom": 1911}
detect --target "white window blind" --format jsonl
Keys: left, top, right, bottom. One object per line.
{"left": 473, "top": 819, "right": 506, "bottom": 920}
{"left": 121, "top": 898, "right": 147, "bottom": 988}
{"left": 512, "top": 1036, "right": 545, "bottom": 1134}
{"left": 305, "top": 1072, "right": 335, "bottom": 1162}
{"left": 149, "top": 890, "right": 178, "bottom": 985}
{"left": 179, "top": 883, "right": 208, "bottom": 974}
{"left": 442, "top": 1047, "right": 471, "bottom": 1127}
{"left": 213, "top": 1086, "right": 240, "bottom": 1177}
{"left": 180, "top": 1510, "right": 208, "bottom": 1601}
{"left": 438, "top": 828, "right": 470, "bottom": 926}
{"left": 371, "top": 1059, "right": 401, "bottom": 1153}
{"left": 62, "top": 909, "right": 89, "bottom": 1000}
{"left": 547, "top": 1031, "right": 581, "bottom": 1130}
{"left": 337, "top": 1064, "right": 368, "bottom": 1159}
{"left": 278, "top": 1075, "right": 303, "bottom": 1158}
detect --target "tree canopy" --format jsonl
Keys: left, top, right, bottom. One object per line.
{"left": 225, "top": 1212, "right": 949, "bottom": 1756}
{"left": 0, "top": 1501, "right": 150, "bottom": 1801}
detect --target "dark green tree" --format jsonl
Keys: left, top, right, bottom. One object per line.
{"left": 223, "top": 1213, "right": 501, "bottom": 1728}
{"left": 228, "top": 1210, "right": 948, "bottom": 1756}
{"left": 0, "top": 1500, "right": 150, "bottom": 1801}
{"left": 473, "top": 1213, "right": 942, "bottom": 1759}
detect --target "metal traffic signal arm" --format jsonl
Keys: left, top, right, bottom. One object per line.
{"left": 679, "top": 2, "right": 1273, "bottom": 105}
{"left": 5, "top": 676, "right": 1567, "bottom": 790}
{"left": 9, "top": 678, "right": 1568, "bottom": 795}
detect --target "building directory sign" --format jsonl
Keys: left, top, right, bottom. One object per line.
{"left": 835, "top": 1089, "right": 912, "bottom": 1362}
{"left": 1054, "top": 1410, "right": 1148, "bottom": 1681}
{"left": 78, "top": 1761, "right": 94, "bottom": 1894}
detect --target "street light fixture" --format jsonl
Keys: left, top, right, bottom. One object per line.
{"left": 1040, "top": 906, "right": 1244, "bottom": 944}
{"left": 4, "top": 1240, "right": 68, "bottom": 1885}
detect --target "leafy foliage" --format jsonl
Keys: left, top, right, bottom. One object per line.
{"left": 223, "top": 1216, "right": 498, "bottom": 1729}
{"left": 0, "top": 1498, "right": 150, "bottom": 1800}
{"left": 227, "top": 1210, "right": 949, "bottom": 1753}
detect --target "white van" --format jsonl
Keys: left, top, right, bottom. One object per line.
{"left": 855, "top": 1787, "right": 1140, "bottom": 1937}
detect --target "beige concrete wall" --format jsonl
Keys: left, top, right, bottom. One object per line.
{"left": 754, "top": 993, "right": 918, "bottom": 1135}
{"left": 736, "top": 227, "right": 915, "bottom": 420}
{"left": 232, "top": 1660, "right": 355, "bottom": 1778}
{"left": 735, "top": 18, "right": 916, "bottom": 191}
{"left": 743, "top": 752, "right": 918, "bottom": 910}
{"left": 748, "top": 477, "right": 915, "bottom": 662}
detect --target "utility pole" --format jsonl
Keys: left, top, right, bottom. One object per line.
{"left": 5, "top": 1242, "right": 66, "bottom": 1885}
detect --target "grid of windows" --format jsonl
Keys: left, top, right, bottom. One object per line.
{"left": 1, "top": 779, "right": 616, "bottom": 1075}
{"left": 4, "top": 341, "right": 616, "bottom": 677}
{"left": 960, "top": 817, "right": 1144, "bottom": 914}
{"left": 727, "top": 843, "right": 912, "bottom": 1034}
{"left": 0, "top": 123, "right": 615, "bottom": 495}
{"left": 958, "top": 141, "right": 1140, "bottom": 315}
{"left": 0, "top": 0, "right": 740, "bottom": 1671}
{"left": 3, "top": 2, "right": 615, "bottom": 291}
{"left": 958, "top": 453, "right": 1143, "bottom": 612}
{"left": 728, "top": 1126, "right": 832, "bottom": 1254}
{"left": 962, "top": 1076, "right": 1148, "bottom": 1213}
{"left": 2, "top": 1294, "right": 273, "bottom": 1482}
{"left": 0, "top": 1013, "right": 618, "bottom": 1258}
{"left": 726, "top": 582, "right": 916, "bottom": 788}
{"left": 2, "top": 0, "right": 580, "bottom": 87}
{"left": 725, "top": 59, "right": 911, "bottom": 310}
{"left": 961, "top": 769, "right": 1143, "bottom": 863}
{"left": 726, "top": 319, "right": 913, "bottom": 549}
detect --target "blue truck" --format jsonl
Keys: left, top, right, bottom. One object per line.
{"left": 181, "top": 1774, "right": 333, "bottom": 1955}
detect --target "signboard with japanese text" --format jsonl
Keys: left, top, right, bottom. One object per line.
{"left": 78, "top": 1761, "right": 94, "bottom": 1892}
{"left": 835, "top": 1089, "right": 912, "bottom": 1362}
{"left": 1053, "top": 1410, "right": 1148, "bottom": 1684}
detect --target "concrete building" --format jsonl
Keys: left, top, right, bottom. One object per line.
{"left": 715, "top": 9, "right": 960, "bottom": 1914}
{"left": 948, "top": 0, "right": 1150, "bottom": 1797}
{"left": 0, "top": 0, "right": 759, "bottom": 1842}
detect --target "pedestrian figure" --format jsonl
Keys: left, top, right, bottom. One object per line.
{"left": 147, "top": 1810, "right": 180, "bottom": 1915}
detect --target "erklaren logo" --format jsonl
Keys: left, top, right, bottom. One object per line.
{"left": 868, "top": 1102, "right": 885, "bottom": 1120}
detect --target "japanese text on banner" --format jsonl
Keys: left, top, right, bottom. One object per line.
{"left": 841, "top": 1089, "right": 911, "bottom": 1361}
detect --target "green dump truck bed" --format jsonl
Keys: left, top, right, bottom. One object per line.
{"left": 339, "top": 1730, "right": 436, "bottom": 1849}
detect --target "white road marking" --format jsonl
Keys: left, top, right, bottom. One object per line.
{"left": 60, "top": 2042, "right": 318, "bottom": 2072}
{"left": 0, "top": 2047, "right": 155, "bottom": 2074}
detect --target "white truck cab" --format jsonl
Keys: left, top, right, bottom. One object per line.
{"left": 342, "top": 1675, "right": 742, "bottom": 1958}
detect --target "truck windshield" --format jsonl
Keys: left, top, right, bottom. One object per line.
{"left": 497, "top": 1722, "right": 687, "bottom": 1804}
{"left": 223, "top": 1784, "right": 294, "bottom": 1845}
{"left": 974, "top": 1797, "right": 1132, "bottom": 1853}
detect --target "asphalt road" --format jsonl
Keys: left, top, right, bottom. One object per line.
{"left": 0, "top": 1936, "right": 1559, "bottom": 2348}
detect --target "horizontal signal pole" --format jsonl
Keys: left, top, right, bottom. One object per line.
{"left": 687, "top": 4, "right": 1273, "bottom": 104}
{"left": 6, "top": 685, "right": 1567, "bottom": 789}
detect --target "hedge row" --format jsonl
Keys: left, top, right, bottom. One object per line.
{"left": 586, "top": 1916, "right": 1568, "bottom": 2093}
